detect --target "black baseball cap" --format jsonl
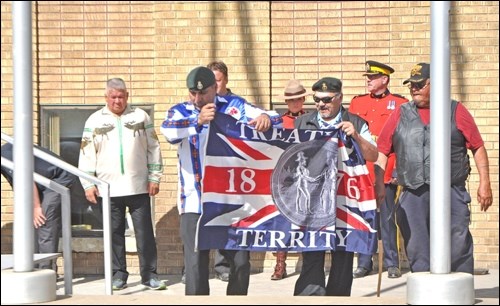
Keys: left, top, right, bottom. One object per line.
{"left": 403, "top": 63, "right": 430, "bottom": 85}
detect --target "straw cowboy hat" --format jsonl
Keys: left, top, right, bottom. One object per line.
{"left": 277, "top": 79, "right": 312, "bottom": 100}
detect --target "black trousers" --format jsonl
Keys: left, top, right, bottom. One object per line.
{"left": 181, "top": 213, "right": 250, "bottom": 295}
{"left": 36, "top": 189, "right": 61, "bottom": 270}
{"left": 214, "top": 249, "right": 230, "bottom": 275}
{"left": 294, "top": 250, "right": 354, "bottom": 296}
{"left": 358, "top": 183, "right": 400, "bottom": 270}
{"left": 109, "top": 193, "right": 159, "bottom": 283}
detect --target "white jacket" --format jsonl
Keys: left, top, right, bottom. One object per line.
{"left": 79, "top": 105, "right": 163, "bottom": 197}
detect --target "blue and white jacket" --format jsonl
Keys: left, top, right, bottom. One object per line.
{"left": 160, "top": 94, "right": 282, "bottom": 214}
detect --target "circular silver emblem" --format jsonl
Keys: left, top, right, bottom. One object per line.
{"left": 271, "top": 139, "right": 338, "bottom": 230}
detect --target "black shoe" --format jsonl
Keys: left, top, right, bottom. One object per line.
{"left": 215, "top": 272, "right": 230, "bottom": 282}
{"left": 142, "top": 277, "right": 167, "bottom": 290}
{"left": 112, "top": 278, "right": 127, "bottom": 290}
{"left": 387, "top": 266, "right": 401, "bottom": 278}
{"left": 353, "top": 267, "right": 370, "bottom": 278}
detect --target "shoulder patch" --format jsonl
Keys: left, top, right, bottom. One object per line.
{"left": 352, "top": 93, "right": 369, "bottom": 100}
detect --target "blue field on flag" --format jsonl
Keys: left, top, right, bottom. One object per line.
{"left": 198, "top": 113, "right": 378, "bottom": 254}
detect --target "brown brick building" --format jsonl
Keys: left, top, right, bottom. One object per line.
{"left": 1, "top": 1, "right": 498, "bottom": 276}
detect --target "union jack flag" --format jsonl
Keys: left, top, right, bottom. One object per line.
{"left": 198, "top": 113, "right": 378, "bottom": 254}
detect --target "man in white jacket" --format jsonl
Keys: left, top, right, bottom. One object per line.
{"left": 78, "top": 78, "right": 165, "bottom": 291}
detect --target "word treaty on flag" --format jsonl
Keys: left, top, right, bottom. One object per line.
{"left": 198, "top": 113, "right": 377, "bottom": 254}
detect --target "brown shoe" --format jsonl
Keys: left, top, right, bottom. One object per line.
{"left": 387, "top": 266, "right": 401, "bottom": 278}
{"left": 271, "top": 262, "right": 287, "bottom": 280}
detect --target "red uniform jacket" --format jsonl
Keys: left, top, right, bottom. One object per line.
{"left": 349, "top": 90, "right": 408, "bottom": 183}
{"left": 282, "top": 110, "right": 306, "bottom": 129}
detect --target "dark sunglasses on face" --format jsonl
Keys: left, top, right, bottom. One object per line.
{"left": 408, "top": 80, "right": 429, "bottom": 90}
{"left": 313, "top": 95, "right": 338, "bottom": 103}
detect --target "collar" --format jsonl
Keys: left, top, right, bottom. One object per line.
{"left": 316, "top": 110, "right": 342, "bottom": 129}
{"left": 218, "top": 88, "right": 233, "bottom": 96}
{"left": 284, "top": 109, "right": 305, "bottom": 117}
{"left": 370, "top": 89, "right": 390, "bottom": 99}
{"left": 102, "top": 104, "right": 133, "bottom": 116}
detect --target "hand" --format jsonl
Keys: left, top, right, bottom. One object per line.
{"left": 248, "top": 113, "right": 271, "bottom": 132}
{"left": 84, "top": 186, "right": 100, "bottom": 204}
{"left": 148, "top": 182, "right": 160, "bottom": 196}
{"left": 198, "top": 103, "right": 216, "bottom": 126}
{"left": 374, "top": 183, "right": 386, "bottom": 209}
{"left": 336, "top": 121, "right": 358, "bottom": 139}
{"left": 33, "top": 206, "right": 46, "bottom": 228}
{"left": 477, "top": 182, "right": 493, "bottom": 212}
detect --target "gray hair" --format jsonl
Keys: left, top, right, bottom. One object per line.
{"left": 106, "top": 78, "right": 127, "bottom": 95}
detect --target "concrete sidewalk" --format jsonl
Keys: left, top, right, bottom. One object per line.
{"left": 29, "top": 268, "right": 499, "bottom": 305}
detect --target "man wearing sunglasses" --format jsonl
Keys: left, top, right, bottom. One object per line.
{"left": 349, "top": 61, "right": 408, "bottom": 280}
{"left": 375, "top": 63, "right": 493, "bottom": 275}
{"left": 293, "top": 77, "right": 378, "bottom": 296}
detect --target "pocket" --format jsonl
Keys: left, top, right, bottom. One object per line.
{"left": 454, "top": 185, "right": 471, "bottom": 204}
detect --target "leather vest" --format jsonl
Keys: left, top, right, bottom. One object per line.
{"left": 393, "top": 100, "right": 470, "bottom": 189}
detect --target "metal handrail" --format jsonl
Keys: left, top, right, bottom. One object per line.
{"left": 1, "top": 157, "right": 72, "bottom": 294}
{"left": 1, "top": 132, "right": 114, "bottom": 295}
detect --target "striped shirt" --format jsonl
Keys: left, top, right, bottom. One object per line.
{"left": 160, "top": 94, "right": 282, "bottom": 214}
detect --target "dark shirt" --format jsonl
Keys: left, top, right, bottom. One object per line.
{"left": 1, "top": 143, "right": 76, "bottom": 191}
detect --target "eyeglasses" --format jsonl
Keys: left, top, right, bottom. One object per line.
{"left": 407, "top": 80, "right": 429, "bottom": 90}
{"left": 313, "top": 94, "right": 339, "bottom": 103}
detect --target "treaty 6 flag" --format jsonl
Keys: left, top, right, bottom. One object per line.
{"left": 198, "top": 113, "right": 377, "bottom": 254}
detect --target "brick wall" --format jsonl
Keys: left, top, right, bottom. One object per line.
{"left": 1, "top": 1, "right": 498, "bottom": 275}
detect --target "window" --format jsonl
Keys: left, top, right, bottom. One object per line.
{"left": 40, "top": 104, "right": 154, "bottom": 237}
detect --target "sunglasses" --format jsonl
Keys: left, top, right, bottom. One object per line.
{"left": 313, "top": 94, "right": 339, "bottom": 103}
{"left": 407, "top": 80, "right": 429, "bottom": 90}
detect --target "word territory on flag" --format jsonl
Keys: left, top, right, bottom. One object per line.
{"left": 198, "top": 113, "right": 377, "bottom": 254}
